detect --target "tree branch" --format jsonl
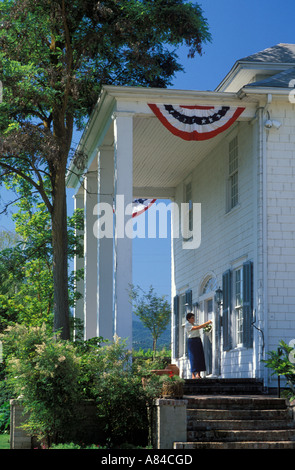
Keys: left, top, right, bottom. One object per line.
{"left": 0, "top": 160, "right": 53, "bottom": 214}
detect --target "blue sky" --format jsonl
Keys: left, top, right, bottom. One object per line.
{"left": 1, "top": 0, "right": 295, "bottom": 304}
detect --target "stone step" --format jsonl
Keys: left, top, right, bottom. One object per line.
{"left": 187, "top": 408, "right": 292, "bottom": 421}
{"left": 174, "top": 441, "right": 295, "bottom": 450}
{"left": 187, "top": 428, "right": 295, "bottom": 442}
{"left": 184, "top": 378, "right": 264, "bottom": 395}
{"left": 173, "top": 393, "right": 295, "bottom": 450}
{"left": 185, "top": 396, "right": 288, "bottom": 410}
{"left": 187, "top": 419, "right": 295, "bottom": 431}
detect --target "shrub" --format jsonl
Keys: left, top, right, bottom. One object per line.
{"left": 0, "top": 326, "right": 165, "bottom": 448}
{"left": 93, "top": 336, "right": 151, "bottom": 448}
{"left": 262, "top": 340, "right": 295, "bottom": 400}
{"left": 0, "top": 368, "right": 11, "bottom": 434}
{"left": 0, "top": 323, "right": 82, "bottom": 446}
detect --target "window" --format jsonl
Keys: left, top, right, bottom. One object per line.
{"left": 228, "top": 136, "right": 238, "bottom": 211}
{"left": 222, "top": 261, "right": 253, "bottom": 351}
{"left": 202, "top": 277, "right": 218, "bottom": 295}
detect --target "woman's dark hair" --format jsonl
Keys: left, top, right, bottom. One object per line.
{"left": 186, "top": 312, "right": 194, "bottom": 321}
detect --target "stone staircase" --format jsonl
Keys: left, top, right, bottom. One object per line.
{"left": 174, "top": 379, "right": 295, "bottom": 449}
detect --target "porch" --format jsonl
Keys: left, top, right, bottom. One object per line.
{"left": 66, "top": 85, "right": 257, "bottom": 349}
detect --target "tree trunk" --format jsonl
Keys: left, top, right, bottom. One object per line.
{"left": 51, "top": 163, "right": 70, "bottom": 340}
{"left": 152, "top": 337, "right": 157, "bottom": 356}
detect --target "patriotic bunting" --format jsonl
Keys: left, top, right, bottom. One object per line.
{"left": 132, "top": 198, "right": 156, "bottom": 218}
{"left": 148, "top": 104, "right": 245, "bottom": 141}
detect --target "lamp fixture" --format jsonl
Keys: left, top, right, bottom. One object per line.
{"left": 264, "top": 119, "right": 282, "bottom": 130}
{"left": 215, "top": 287, "right": 223, "bottom": 305}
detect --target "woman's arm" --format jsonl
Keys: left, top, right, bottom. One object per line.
{"left": 191, "top": 320, "right": 212, "bottom": 331}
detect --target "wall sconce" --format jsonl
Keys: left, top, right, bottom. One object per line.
{"left": 215, "top": 287, "right": 223, "bottom": 306}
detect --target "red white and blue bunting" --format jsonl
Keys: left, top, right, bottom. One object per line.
{"left": 132, "top": 198, "right": 156, "bottom": 218}
{"left": 148, "top": 104, "right": 245, "bottom": 141}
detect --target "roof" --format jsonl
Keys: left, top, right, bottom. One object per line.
{"left": 239, "top": 43, "right": 295, "bottom": 64}
{"left": 246, "top": 67, "right": 295, "bottom": 89}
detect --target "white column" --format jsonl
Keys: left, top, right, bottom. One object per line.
{"left": 73, "top": 190, "right": 84, "bottom": 339}
{"left": 113, "top": 113, "right": 133, "bottom": 349}
{"left": 84, "top": 171, "right": 98, "bottom": 340}
{"left": 97, "top": 146, "right": 114, "bottom": 341}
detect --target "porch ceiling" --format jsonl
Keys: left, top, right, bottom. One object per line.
{"left": 132, "top": 115, "right": 226, "bottom": 197}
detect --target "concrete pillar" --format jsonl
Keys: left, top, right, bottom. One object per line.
{"left": 73, "top": 190, "right": 84, "bottom": 340}
{"left": 97, "top": 146, "right": 114, "bottom": 341}
{"left": 84, "top": 171, "right": 98, "bottom": 340}
{"left": 113, "top": 112, "right": 133, "bottom": 349}
{"left": 152, "top": 399, "right": 188, "bottom": 449}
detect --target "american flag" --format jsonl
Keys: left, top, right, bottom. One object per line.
{"left": 132, "top": 198, "right": 156, "bottom": 218}
{"left": 148, "top": 104, "right": 245, "bottom": 141}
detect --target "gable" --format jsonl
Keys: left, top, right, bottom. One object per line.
{"left": 216, "top": 43, "right": 295, "bottom": 93}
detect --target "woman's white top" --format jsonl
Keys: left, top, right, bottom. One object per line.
{"left": 185, "top": 322, "right": 201, "bottom": 338}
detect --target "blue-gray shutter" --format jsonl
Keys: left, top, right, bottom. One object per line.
{"left": 243, "top": 261, "right": 253, "bottom": 348}
{"left": 185, "top": 289, "right": 192, "bottom": 312}
{"left": 173, "top": 295, "right": 179, "bottom": 359}
{"left": 222, "top": 270, "right": 232, "bottom": 351}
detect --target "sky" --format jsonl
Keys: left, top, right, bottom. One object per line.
{"left": 1, "top": 0, "right": 295, "bottom": 304}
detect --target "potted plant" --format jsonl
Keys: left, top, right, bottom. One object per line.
{"left": 159, "top": 371, "right": 184, "bottom": 399}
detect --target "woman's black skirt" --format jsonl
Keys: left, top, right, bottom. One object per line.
{"left": 188, "top": 337, "right": 206, "bottom": 373}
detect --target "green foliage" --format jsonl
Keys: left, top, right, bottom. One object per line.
{"left": 0, "top": 181, "right": 84, "bottom": 333}
{"left": 132, "top": 346, "right": 171, "bottom": 360}
{"left": 86, "top": 337, "right": 149, "bottom": 447}
{"left": 0, "top": 323, "right": 82, "bottom": 446}
{"left": 0, "top": 401, "right": 10, "bottom": 434}
{"left": 262, "top": 340, "right": 295, "bottom": 400}
{"left": 50, "top": 442, "right": 107, "bottom": 449}
{"left": 0, "top": 325, "right": 166, "bottom": 448}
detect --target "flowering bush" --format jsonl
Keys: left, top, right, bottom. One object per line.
{"left": 1, "top": 323, "right": 82, "bottom": 446}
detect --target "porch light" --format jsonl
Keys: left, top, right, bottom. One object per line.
{"left": 215, "top": 287, "right": 223, "bottom": 306}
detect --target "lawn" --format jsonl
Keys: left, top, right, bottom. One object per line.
{"left": 0, "top": 434, "right": 10, "bottom": 449}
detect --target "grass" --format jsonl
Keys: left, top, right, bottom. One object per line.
{"left": 0, "top": 434, "right": 10, "bottom": 449}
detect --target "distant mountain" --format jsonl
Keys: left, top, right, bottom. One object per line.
{"left": 132, "top": 319, "right": 171, "bottom": 351}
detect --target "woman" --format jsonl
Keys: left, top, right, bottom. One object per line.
{"left": 185, "top": 312, "right": 212, "bottom": 379}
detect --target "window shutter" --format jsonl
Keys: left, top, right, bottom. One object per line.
{"left": 243, "top": 261, "right": 253, "bottom": 348}
{"left": 222, "top": 270, "right": 232, "bottom": 351}
{"left": 173, "top": 295, "right": 179, "bottom": 359}
{"left": 185, "top": 289, "right": 192, "bottom": 311}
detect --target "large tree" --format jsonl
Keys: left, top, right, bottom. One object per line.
{"left": 0, "top": 0, "right": 211, "bottom": 339}
{"left": 0, "top": 177, "right": 83, "bottom": 333}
